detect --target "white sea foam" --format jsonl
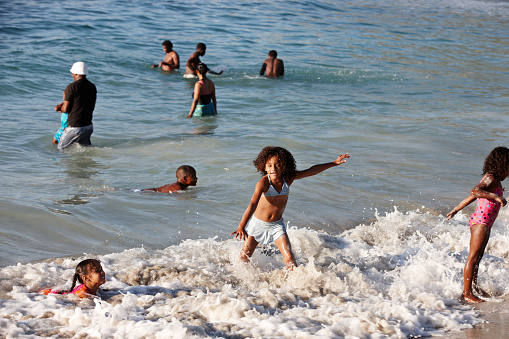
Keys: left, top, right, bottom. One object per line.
{"left": 1, "top": 208, "right": 508, "bottom": 338}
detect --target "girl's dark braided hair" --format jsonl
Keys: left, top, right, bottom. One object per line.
{"left": 68, "top": 259, "right": 100, "bottom": 293}
{"left": 253, "top": 146, "right": 297, "bottom": 179}
{"left": 483, "top": 146, "right": 509, "bottom": 181}
{"left": 197, "top": 63, "right": 209, "bottom": 75}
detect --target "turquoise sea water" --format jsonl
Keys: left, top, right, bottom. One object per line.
{"left": 1, "top": 0, "right": 509, "bottom": 337}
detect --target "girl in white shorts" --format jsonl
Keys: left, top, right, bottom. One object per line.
{"left": 231, "top": 146, "right": 350, "bottom": 270}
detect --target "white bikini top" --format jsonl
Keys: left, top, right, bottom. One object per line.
{"left": 264, "top": 175, "right": 289, "bottom": 197}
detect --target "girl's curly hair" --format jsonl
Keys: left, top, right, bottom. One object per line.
{"left": 483, "top": 146, "right": 509, "bottom": 181}
{"left": 253, "top": 146, "right": 297, "bottom": 179}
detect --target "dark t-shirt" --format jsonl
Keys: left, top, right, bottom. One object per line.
{"left": 64, "top": 78, "right": 97, "bottom": 127}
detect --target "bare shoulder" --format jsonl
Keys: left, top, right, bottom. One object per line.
{"left": 478, "top": 173, "right": 501, "bottom": 191}
{"left": 256, "top": 175, "right": 270, "bottom": 191}
{"left": 157, "top": 182, "right": 181, "bottom": 193}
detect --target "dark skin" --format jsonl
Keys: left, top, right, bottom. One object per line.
{"left": 187, "top": 68, "right": 217, "bottom": 118}
{"left": 152, "top": 45, "right": 179, "bottom": 71}
{"left": 143, "top": 169, "right": 198, "bottom": 193}
{"left": 260, "top": 55, "right": 284, "bottom": 78}
{"left": 185, "top": 47, "right": 223, "bottom": 76}
{"left": 231, "top": 153, "right": 350, "bottom": 270}
{"left": 447, "top": 172, "right": 508, "bottom": 303}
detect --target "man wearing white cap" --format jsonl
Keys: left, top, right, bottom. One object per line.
{"left": 54, "top": 62, "right": 97, "bottom": 150}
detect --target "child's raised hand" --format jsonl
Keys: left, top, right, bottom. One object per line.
{"left": 333, "top": 153, "right": 350, "bottom": 165}
{"left": 231, "top": 226, "right": 248, "bottom": 241}
{"left": 497, "top": 197, "right": 507, "bottom": 207}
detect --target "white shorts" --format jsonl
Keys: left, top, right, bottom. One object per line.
{"left": 245, "top": 216, "right": 286, "bottom": 244}
{"left": 183, "top": 74, "right": 198, "bottom": 79}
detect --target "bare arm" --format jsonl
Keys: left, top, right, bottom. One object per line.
{"left": 186, "top": 53, "right": 198, "bottom": 73}
{"left": 259, "top": 62, "right": 267, "bottom": 76}
{"left": 231, "top": 179, "right": 266, "bottom": 240}
{"left": 212, "top": 84, "right": 217, "bottom": 114}
{"left": 293, "top": 153, "right": 350, "bottom": 181}
{"left": 161, "top": 52, "right": 180, "bottom": 70}
{"left": 446, "top": 195, "right": 476, "bottom": 220}
{"left": 447, "top": 174, "right": 506, "bottom": 220}
{"left": 55, "top": 101, "right": 70, "bottom": 112}
{"left": 55, "top": 92, "right": 70, "bottom": 112}
{"left": 207, "top": 69, "right": 223, "bottom": 75}
{"left": 188, "top": 82, "right": 202, "bottom": 118}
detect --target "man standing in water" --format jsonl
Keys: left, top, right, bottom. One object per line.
{"left": 184, "top": 43, "right": 223, "bottom": 78}
{"left": 260, "top": 50, "right": 284, "bottom": 78}
{"left": 55, "top": 62, "right": 97, "bottom": 150}
{"left": 152, "top": 40, "right": 180, "bottom": 71}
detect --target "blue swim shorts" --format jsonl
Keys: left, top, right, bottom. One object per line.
{"left": 193, "top": 102, "right": 216, "bottom": 117}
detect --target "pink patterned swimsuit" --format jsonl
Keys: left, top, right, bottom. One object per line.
{"left": 40, "top": 284, "right": 92, "bottom": 298}
{"left": 469, "top": 185, "right": 504, "bottom": 229}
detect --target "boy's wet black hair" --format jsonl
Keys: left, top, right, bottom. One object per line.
{"left": 162, "top": 40, "right": 172, "bottom": 49}
{"left": 268, "top": 50, "right": 277, "bottom": 58}
{"left": 253, "top": 146, "right": 297, "bottom": 179}
{"left": 483, "top": 146, "right": 509, "bottom": 181}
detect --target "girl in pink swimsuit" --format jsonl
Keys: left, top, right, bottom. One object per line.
{"left": 40, "top": 259, "right": 106, "bottom": 298}
{"left": 447, "top": 146, "right": 509, "bottom": 303}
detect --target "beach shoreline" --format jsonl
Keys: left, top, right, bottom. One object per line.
{"left": 438, "top": 299, "right": 509, "bottom": 338}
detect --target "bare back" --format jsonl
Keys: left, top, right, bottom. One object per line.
{"left": 261, "top": 58, "right": 284, "bottom": 77}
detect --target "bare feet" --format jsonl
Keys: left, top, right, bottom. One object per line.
{"left": 461, "top": 292, "right": 485, "bottom": 303}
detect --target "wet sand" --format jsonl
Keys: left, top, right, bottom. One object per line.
{"left": 438, "top": 299, "right": 509, "bottom": 338}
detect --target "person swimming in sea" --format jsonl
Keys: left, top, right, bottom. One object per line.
{"left": 40, "top": 259, "right": 106, "bottom": 298}
{"left": 141, "top": 165, "right": 197, "bottom": 193}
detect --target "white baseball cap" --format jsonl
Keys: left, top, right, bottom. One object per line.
{"left": 70, "top": 62, "right": 88, "bottom": 75}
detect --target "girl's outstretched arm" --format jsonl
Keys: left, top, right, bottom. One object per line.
{"left": 446, "top": 195, "right": 476, "bottom": 220}
{"left": 293, "top": 153, "right": 350, "bottom": 181}
{"left": 231, "top": 178, "right": 267, "bottom": 241}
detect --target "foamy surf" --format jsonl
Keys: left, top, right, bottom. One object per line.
{"left": 1, "top": 208, "right": 507, "bottom": 338}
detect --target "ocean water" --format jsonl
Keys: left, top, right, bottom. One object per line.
{"left": 1, "top": 0, "right": 509, "bottom": 337}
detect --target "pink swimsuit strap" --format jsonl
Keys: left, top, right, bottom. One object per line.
{"left": 198, "top": 80, "right": 213, "bottom": 95}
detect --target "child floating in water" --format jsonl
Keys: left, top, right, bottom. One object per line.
{"left": 231, "top": 146, "right": 350, "bottom": 270}
{"left": 142, "top": 165, "right": 197, "bottom": 193}
{"left": 40, "top": 259, "right": 106, "bottom": 298}
{"left": 447, "top": 146, "right": 509, "bottom": 303}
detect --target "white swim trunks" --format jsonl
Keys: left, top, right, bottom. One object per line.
{"left": 245, "top": 216, "right": 286, "bottom": 244}
{"left": 183, "top": 74, "right": 198, "bottom": 79}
